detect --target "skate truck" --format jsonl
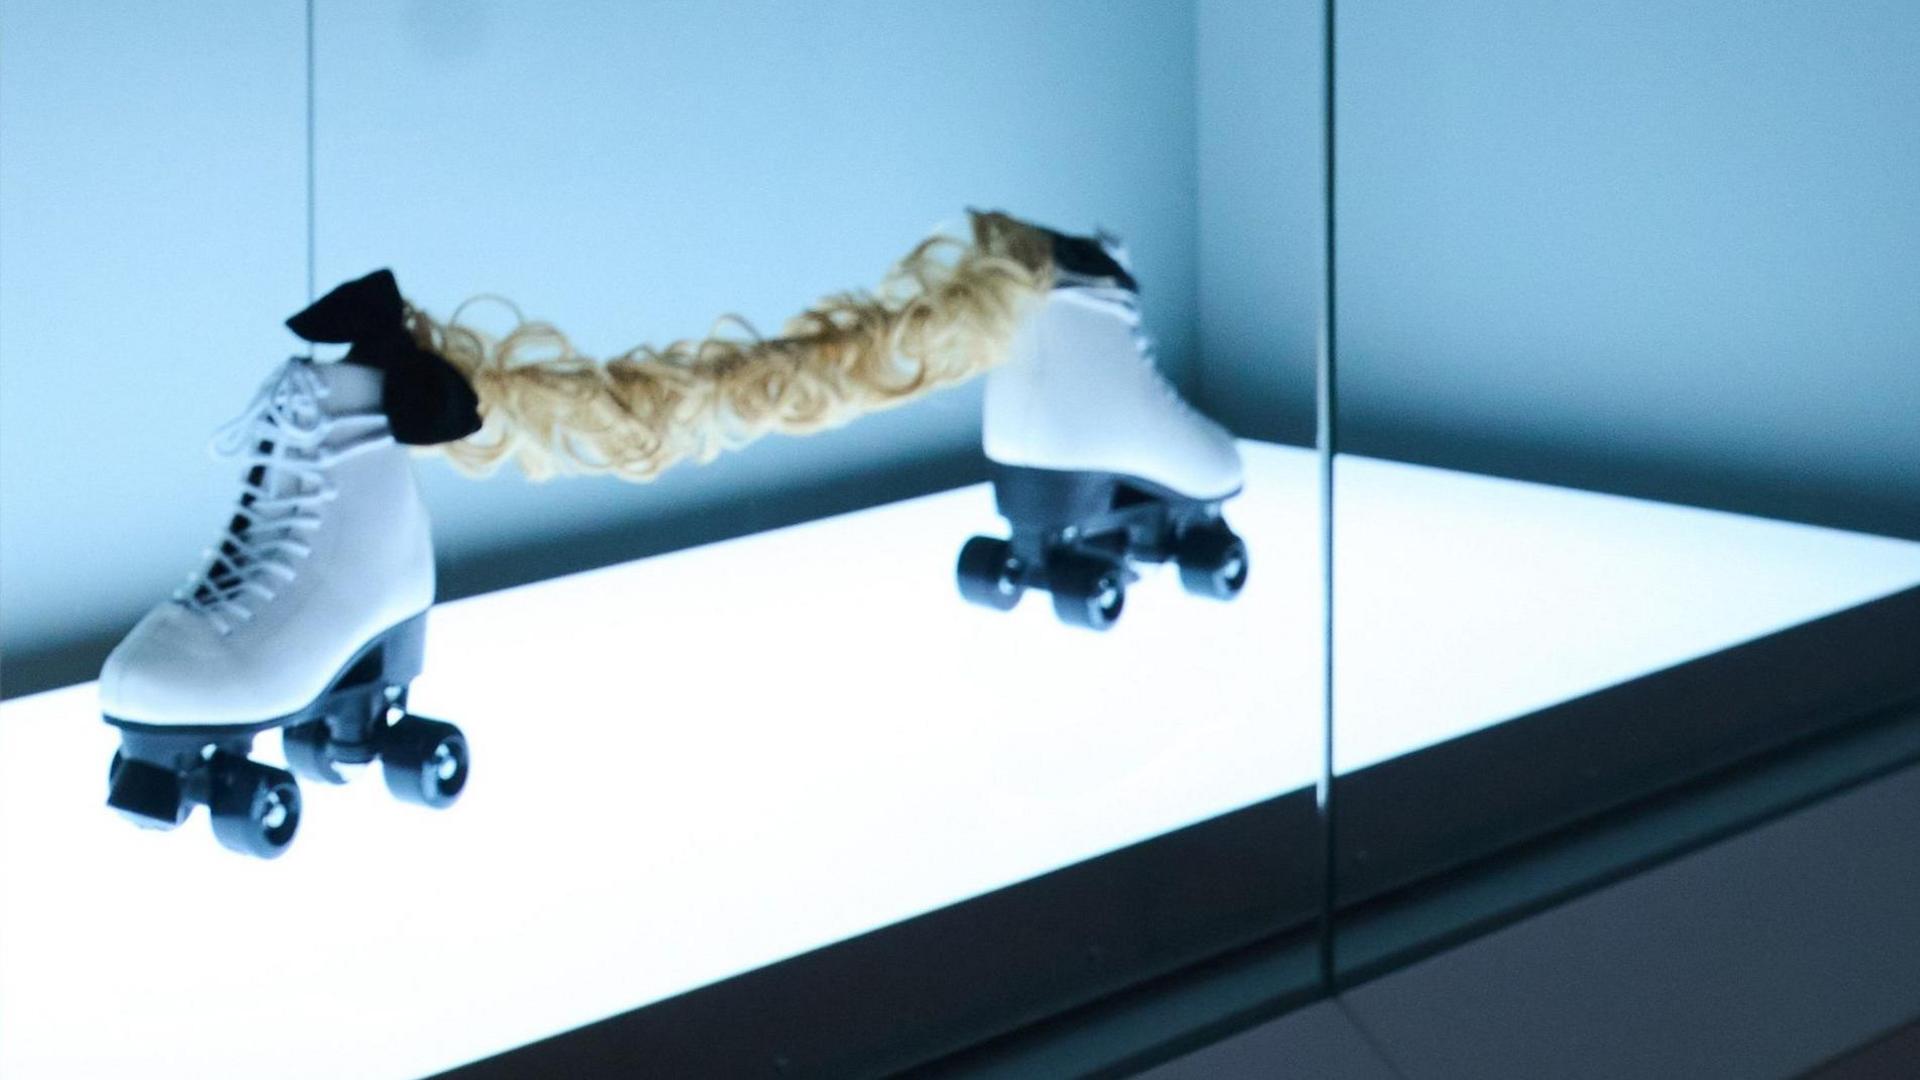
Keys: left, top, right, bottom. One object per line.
{"left": 958, "top": 466, "right": 1249, "bottom": 630}
{"left": 105, "top": 613, "right": 468, "bottom": 859}
{"left": 956, "top": 226, "right": 1249, "bottom": 630}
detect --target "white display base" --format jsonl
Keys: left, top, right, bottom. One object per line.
{"left": 2, "top": 443, "right": 1915, "bottom": 1078}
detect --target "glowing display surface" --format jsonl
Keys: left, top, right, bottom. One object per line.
{"left": 2, "top": 443, "right": 1914, "bottom": 1077}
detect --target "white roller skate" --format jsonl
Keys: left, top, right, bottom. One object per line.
{"left": 101, "top": 271, "right": 478, "bottom": 857}
{"left": 956, "top": 226, "right": 1248, "bottom": 630}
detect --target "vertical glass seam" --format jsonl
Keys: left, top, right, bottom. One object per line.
{"left": 1316, "top": 0, "right": 1340, "bottom": 990}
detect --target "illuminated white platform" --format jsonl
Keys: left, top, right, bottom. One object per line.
{"left": 2, "top": 442, "right": 1915, "bottom": 1078}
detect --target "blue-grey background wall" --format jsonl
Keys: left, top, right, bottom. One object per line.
{"left": 311, "top": 0, "right": 1201, "bottom": 605}
{"left": 1, "top": 0, "right": 1203, "bottom": 694}
{"left": 1, "top": 1, "right": 311, "bottom": 695}
{"left": 4, "top": 0, "right": 1916, "bottom": 696}
{"left": 1194, "top": 0, "right": 1324, "bottom": 446}
{"left": 1335, "top": 0, "right": 1919, "bottom": 537}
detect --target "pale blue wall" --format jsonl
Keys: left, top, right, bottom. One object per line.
{"left": 1193, "top": 0, "right": 1920, "bottom": 538}
{"left": 1336, "top": 0, "right": 1920, "bottom": 537}
{"left": 313, "top": 0, "right": 1201, "bottom": 603}
{"left": 11, "top": 1, "right": 1916, "bottom": 695}
{"left": 0, "top": 0, "right": 1202, "bottom": 693}
{"left": 1194, "top": 0, "right": 1322, "bottom": 445}
{"left": 0, "top": 0, "right": 310, "bottom": 693}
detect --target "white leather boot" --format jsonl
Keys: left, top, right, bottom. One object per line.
{"left": 959, "top": 226, "right": 1249, "bottom": 630}
{"left": 984, "top": 275, "right": 1243, "bottom": 502}
{"left": 102, "top": 353, "right": 467, "bottom": 857}
{"left": 102, "top": 358, "right": 432, "bottom": 725}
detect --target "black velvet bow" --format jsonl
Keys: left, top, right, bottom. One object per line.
{"left": 286, "top": 269, "right": 483, "bottom": 446}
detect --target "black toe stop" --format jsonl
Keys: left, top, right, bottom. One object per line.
{"left": 108, "top": 759, "right": 190, "bottom": 829}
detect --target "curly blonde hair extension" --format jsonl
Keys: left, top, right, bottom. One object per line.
{"left": 406, "top": 210, "right": 1054, "bottom": 481}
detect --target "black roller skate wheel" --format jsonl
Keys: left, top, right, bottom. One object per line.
{"left": 957, "top": 536, "right": 1025, "bottom": 611}
{"left": 207, "top": 755, "right": 302, "bottom": 858}
{"left": 1177, "top": 526, "right": 1250, "bottom": 600}
{"left": 381, "top": 716, "right": 469, "bottom": 809}
{"left": 1051, "top": 553, "right": 1127, "bottom": 631}
{"left": 283, "top": 720, "right": 349, "bottom": 784}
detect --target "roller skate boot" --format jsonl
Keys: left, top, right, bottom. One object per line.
{"left": 956, "top": 227, "right": 1247, "bottom": 630}
{"left": 100, "top": 271, "right": 481, "bottom": 857}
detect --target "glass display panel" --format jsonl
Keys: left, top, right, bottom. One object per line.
{"left": 1327, "top": 0, "right": 1920, "bottom": 974}
{"left": 0, "top": 2, "right": 1328, "bottom": 1075}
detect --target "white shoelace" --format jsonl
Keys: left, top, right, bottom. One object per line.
{"left": 173, "top": 361, "right": 364, "bottom": 635}
{"left": 1087, "top": 239, "right": 1192, "bottom": 416}
{"left": 1108, "top": 291, "right": 1204, "bottom": 423}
